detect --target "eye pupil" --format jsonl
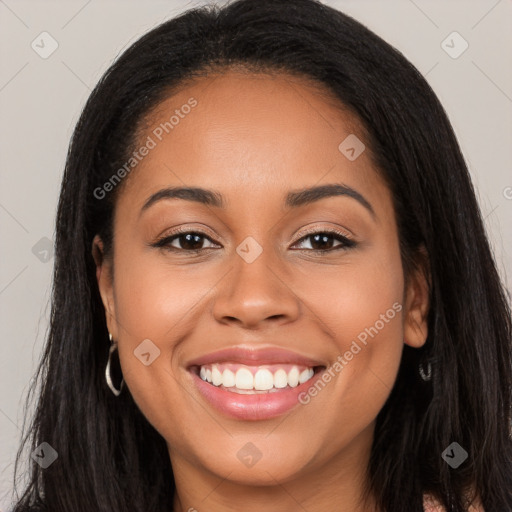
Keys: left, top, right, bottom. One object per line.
{"left": 310, "top": 233, "right": 335, "bottom": 250}
{"left": 180, "top": 233, "right": 204, "bottom": 250}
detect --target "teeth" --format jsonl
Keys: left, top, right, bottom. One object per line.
{"left": 212, "top": 366, "right": 222, "bottom": 386}
{"left": 288, "top": 367, "right": 299, "bottom": 387}
{"left": 299, "top": 369, "right": 311, "bottom": 384}
{"left": 235, "top": 368, "right": 254, "bottom": 390}
{"left": 222, "top": 369, "right": 235, "bottom": 387}
{"left": 198, "top": 363, "right": 315, "bottom": 392}
{"left": 273, "top": 369, "right": 288, "bottom": 388}
{"left": 254, "top": 369, "right": 274, "bottom": 390}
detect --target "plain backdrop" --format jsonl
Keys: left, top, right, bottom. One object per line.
{"left": 0, "top": 0, "right": 511, "bottom": 508}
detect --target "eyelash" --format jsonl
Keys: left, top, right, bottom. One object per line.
{"left": 152, "top": 227, "right": 357, "bottom": 254}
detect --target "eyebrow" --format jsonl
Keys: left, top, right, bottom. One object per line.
{"left": 140, "top": 183, "right": 375, "bottom": 219}
{"left": 285, "top": 183, "right": 375, "bottom": 218}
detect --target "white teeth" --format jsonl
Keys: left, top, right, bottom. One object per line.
{"left": 235, "top": 367, "right": 254, "bottom": 390}
{"left": 212, "top": 366, "right": 222, "bottom": 386}
{"left": 222, "top": 368, "right": 235, "bottom": 387}
{"left": 254, "top": 369, "right": 274, "bottom": 390}
{"left": 288, "top": 367, "right": 299, "bottom": 387}
{"left": 299, "top": 368, "right": 312, "bottom": 384}
{"left": 199, "top": 364, "right": 316, "bottom": 392}
{"left": 273, "top": 369, "right": 288, "bottom": 388}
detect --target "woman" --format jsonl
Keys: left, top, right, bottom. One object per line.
{"left": 12, "top": 0, "right": 512, "bottom": 510}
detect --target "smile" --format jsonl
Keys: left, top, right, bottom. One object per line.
{"left": 187, "top": 347, "right": 326, "bottom": 420}
{"left": 198, "top": 363, "right": 316, "bottom": 393}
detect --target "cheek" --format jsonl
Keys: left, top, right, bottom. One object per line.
{"left": 303, "top": 241, "right": 405, "bottom": 407}
{"left": 112, "top": 249, "right": 214, "bottom": 342}
{"left": 110, "top": 248, "right": 214, "bottom": 419}
{"left": 292, "top": 247, "right": 405, "bottom": 455}
{"left": 302, "top": 241, "right": 404, "bottom": 354}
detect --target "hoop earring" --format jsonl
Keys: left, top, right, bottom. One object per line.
{"left": 419, "top": 361, "right": 432, "bottom": 382}
{"left": 106, "top": 333, "right": 124, "bottom": 396}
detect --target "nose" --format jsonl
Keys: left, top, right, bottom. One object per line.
{"left": 212, "top": 241, "right": 301, "bottom": 330}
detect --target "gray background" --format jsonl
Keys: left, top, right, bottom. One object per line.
{"left": 0, "top": 0, "right": 511, "bottom": 508}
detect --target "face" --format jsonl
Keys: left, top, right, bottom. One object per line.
{"left": 94, "top": 70, "right": 428, "bottom": 501}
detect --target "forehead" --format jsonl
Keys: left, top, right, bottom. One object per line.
{"left": 117, "top": 70, "right": 389, "bottom": 216}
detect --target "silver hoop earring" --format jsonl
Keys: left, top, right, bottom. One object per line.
{"left": 106, "top": 333, "right": 124, "bottom": 396}
{"left": 419, "top": 361, "right": 432, "bottom": 382}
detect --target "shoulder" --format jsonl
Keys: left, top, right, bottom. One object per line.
{"left": 423, "top": 493, "right": 485, "bottom": 511}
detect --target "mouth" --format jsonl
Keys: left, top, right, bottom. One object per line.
{"left": 191, "top": 363, "right": 321, "bottom": 393}
{"left": 186, "top": 347, "right": 327, "bottom": 420}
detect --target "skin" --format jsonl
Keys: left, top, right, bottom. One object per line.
{"left": 93, "top": 70, "right": 429, "bottom": 512}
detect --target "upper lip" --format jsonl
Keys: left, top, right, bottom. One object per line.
{"left": 186, "top": 346, "right": 326, "bottom": 369}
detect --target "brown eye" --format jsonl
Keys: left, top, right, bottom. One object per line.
{"left": 153, "top": 231, "right": 219, "bottom": 252}
{"left": 292, "top": 231, "right": 356, "bottom": 252}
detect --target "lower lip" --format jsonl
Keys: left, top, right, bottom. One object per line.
{"left": 190, "top": 369, "right": 323, "bottom": 421}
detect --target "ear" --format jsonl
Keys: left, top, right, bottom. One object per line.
{"left": 92, "top": 234, "right": 117, "bottom": 339}
{"left": 403, "top": 246, "right": 430, "bottom": 349}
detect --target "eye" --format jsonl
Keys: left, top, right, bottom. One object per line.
{"left": 292, "top": 230, "right": 356, "bottom": 252}
{"left": 151, "top": 228, "right": 356, "bottom": 254}
{"left": 152, "top": 230, "right": 220, "bottom": 252}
